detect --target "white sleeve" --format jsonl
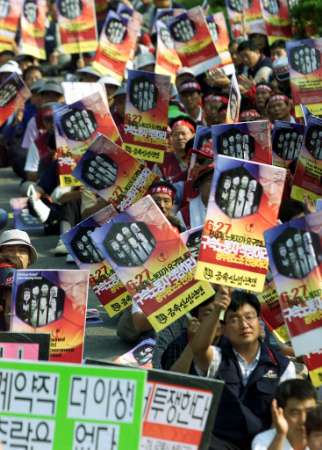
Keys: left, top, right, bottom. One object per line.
{"left": 251, "top": 433, "right": 271, "bottom": 450}
{"left": 24, "top": 142, "right": 40, "bottom": 172}
{"left": 207, "top": 346, "right": 222, "bottom": 377}
{"left": 131, "top": 302, "right": 143, "bottom": 314}
{"left": 254, "top": 66, "right": 273, "bottom": 83}
{"left": 280, "top": 361, "right": 297, "bottom": 383}
{"left": 22, "top": 117, "right": 38, "bottom": 150}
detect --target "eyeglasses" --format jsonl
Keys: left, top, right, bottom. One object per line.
{"left": 226, "top": 314, "right": 258, "bottom": 326}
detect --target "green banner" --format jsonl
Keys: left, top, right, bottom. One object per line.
{"left": 0, "top": 359, "right": 146, "bottom": 449}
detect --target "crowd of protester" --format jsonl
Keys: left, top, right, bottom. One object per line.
{"left": 0, "top": 0, "right": 321, "bottom": 449}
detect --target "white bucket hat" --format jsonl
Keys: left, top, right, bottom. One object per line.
{"left": 0, "top": 229, "right": 38, "bottom": 265}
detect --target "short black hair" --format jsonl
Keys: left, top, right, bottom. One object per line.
{"left": 276, "top": 379, "right": 317, "bottom": 409}
{"left": 237, "top": 40, "right": 260, "bottom": 53}
{"left": 225, "top": 290, "right": 261, "bottom": 319}
{"left": 23, "top": 65, "right": 43, "bottom": 81}
{"left": 271, "top": 39, "right": 286, "bottom": 51}
{"left": 278, "top": 199, "right": 305, "bottom": 223}
{"left": 150, "top": 180, "right": 176, "bottom": 196}
{"left": 306, "top": 405, "right": 322, "bottom": 436}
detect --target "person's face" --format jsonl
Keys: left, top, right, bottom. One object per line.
{"left": 307, "top": 430, "right": 322, "bottom": 450}
{"left": 24, "top": 69, "right": 42, "bottom": 88}
{"left": 180, "top": 90, "right": 201, "bottom": 111}
{"left": 152, "top": 193, "right": 173, "bottom": 217}
{"left": 239, "top": 49, "right": 261, "bottom": 68}
{"left": 256, "top": 89, "right": 271, "bottom": 110}
{"left": 259, "top": 168, "right": 285, "bottom": 205}
{"left": 0, "top": 245, "right": 31, "bottom": 268}
{"left": 59, "top": 272, "right": 87, "bottom": 307}
{"left": 41, "top": 284, "right": 49, "bottom": 296}
{"left": 267, "top": 99, "right": 291, "bottom": 121}
{"left": 223, "top": 303, "right": 261, "bottom": 347}
{"left": 197, "top": 299, "right": 216, "bottom": 322}
{"left": 171, "top": 125, "right": 194, "bottom": 152}
{"left": 31, "top": 298, "right": 37, "bottom": 310}
{"left": 271, "top": 47, "right": 287, "bottom": 61}
{"left": 23, "top": 290, "right": 31, "bottom": 301}
{"left": 229, "top": 42, "right": 242, "bottom": 66}
{"left": 284, "top": 398, "right": 317, "bottom": 442}
{"left": 39, "top": 91, "right": 64, "bottom": 106}
{"left": 50, "top": 286, "right": 58, "bottom": 297}
{"left": 32, "top": 286, "right": 39, "bottom": 297}
{"left": 204, "top": 101, "right": 221, "bottom": 125}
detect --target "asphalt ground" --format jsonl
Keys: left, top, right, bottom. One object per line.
{"left": 0, "top": 167, "right": 130, "bottom": 362}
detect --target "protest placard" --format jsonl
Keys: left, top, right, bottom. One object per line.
{"left": 264, "top": 211, "right": 322, "bottom": 356}
{"left": 304, "top": 351, "right": 322, "bottom": 387}
{"left": 114, "top": 338, "right": 156, "bottom": 369}
{"left": 206, "top": 12, "right": 233, "bottom": 69}
{"left": 62, "top": 81, "right": 107, "bottom": 104}
{"left": 123, "top": 70, "right": 171, "bottom": 163}
{"left": 54, "top": 90, "right": 121, "bottom": 186}
{"left": 10, "top": 197, "right": 44, "bottom": 232}
{"left": 180, "top": 225, "right": 203, "bottom": 260}
{"left": 93, "top": 10, "right": 140, "bottom": 80}
{"left": 287, "top": 37, "right": 322, "bottom": 117}
{"left": 226, "top": 73, "right": 241, "bottom": 124}
{"left": 225, "top": 0, "right": 265, "bottom": 38}
{"left": 0, "top": 73, "right": 31, "bottom": 127}
{"left": 91, "top": 196, "right": 215, "bottom": 331}
{"left": 0, "top": 332, "right": 50, "bottom": 361}
{"left": 56, "top": 0, "right": 98, "bottom": 54}
{"left": 212, "top": 120, "right": 272, "bottom": 164}
{"left": 260, "top": 0, "right": 292, "bottom": 42}
{"left": 195, "top": 156, "right": 286, "bottom": 292}
{"left": 168, "top": 6, "right": 218, "bottom": 75}
{"left": 10, "top": 269, "right": 89, "bottom": 363}
{"left": 0, "top": 0, "right": 23, "bottom": 51}
{"left": 20, "top": 0, "right": 47, "bottom": 59}
{"left": 87, "top": 360, "right": 224, "bottom": 450}
{"left": 73, "top": 135, "right": 157, "bottom": 211}
{"left": 271, "top": 121, "right": 304, "bottom": 168}
{"left": 62, "top": 205, "right": 132, "bottom": 317}
{"left": 291, "top": 115, "right": 322, "bottom": 202}
{"left": 0, "top": 359, "right": 146, "bottom": 449}
{"left": 155, "top": 20, "right": 182, "bottom": 84}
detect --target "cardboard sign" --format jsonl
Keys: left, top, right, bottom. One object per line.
{"left": 62, "top": 205, "right": 132, "bottom": 317}
{"left": 291, "top": 115, "right": 322, "bottom": 202}
{"left": 257, "top": 269, "right": 290, "bottom": 343}
{"left": 87, "top": 360, "right": 224, "bottom": 450}
{"left": 93, "top": 10, "right": 140, "bottom": 80}
{"left": 62, "top": 81, "right": 107, "bottom": 104}
{"left": 226, "top": 73, "right": 241, "bottom": 124}
{"left": 0, "top": 359, "right": 146, "bottom": 449}
{"left": 0, "top": 73, "right": 31, "bottom": 127}
{"left": 73, "top": 135, "right": 157, "bottom": 210}
{"left": 56, "top": 0, "right": 98, "bottom": 54}
{"left": 0, "top": 332, "right": 50, "bottom": 361}
{"left": 195, "top": 156, "right": 286, "bottom": 292}
{"left": 20, "top": 0, "right": 47, "bottom": 59}
{"left": 225, "top": 0, "right": 265, "bottom": 38}
{"left": 287, "top": 37, "right": 322, "bottom": 117}
{"left": 260, "top": 0, "right": 292, "bottom": 42}
{"left": 123, "top": 70, "right": 171, "bottom": 163}
{"left": 10, "top": 270, "right": 89, "bottom": 363}
{"left": 0, "top": 0, "right": 23, "bottom": 50}
{"left": 114, "top": 338, "right": 156, "bottom": 369}
{"left": 91, "top": 196, "right": 215, "bottom": 331}
{"left": 304, "top": 351, "right": 322, "bottom": 387}
{"left": 168, "top": 6, "right": 218, "bottom": 75}
{"left": 155, "top": 20, "right": 182, "bottom": 84}
{"left": 206, "top": 12, "right": 233, "bottom": 69}
{"left": 10, "top": 197, "right": 44, "bottom": 232}
{"left": 54, "top": 91, "right": 121, "bottom": 186}
{"left": 272, "top": 121, "right": 304, "bottom": 168}
{"left": 264, "top": 212, "right": 322, "bottom": 356}
{"left": 212, "top": 120, "right": 272, "bottom": 164}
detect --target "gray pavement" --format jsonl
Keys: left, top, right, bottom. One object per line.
{"left": 0, "top": 167, "right": 130, "bottom": 362}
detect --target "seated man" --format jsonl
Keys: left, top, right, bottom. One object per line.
{"left": 191, "top": 290, "right": 296, "bottom": 450}
{"left": 252, "top": 379, "right": 317, "bottom": 450}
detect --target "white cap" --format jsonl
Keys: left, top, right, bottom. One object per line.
{"left": 0, "top": 229, "right": 37, "bottom": 264}
{"left": 0, "top": 60, "right": 22, "bottom": 75}
{"left": 134, "top": 52, "right": 155, "bottom": 70}
{"left": 176, "top": 67, "right": 195, "bottom": 77}
{"left": 99, "top": 76, "right": 122, "bottom": 87}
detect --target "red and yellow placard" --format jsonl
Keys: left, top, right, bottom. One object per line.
{"left": 225, "top": 0, "right": 265, "bottom": 38}
{"left": 260, "top": 0, "right": 292, "bottom": 43}
{"left": 0, "top": 0, "right": 23, "bottom": 51}
{"left": 155, "top": 20, "right": 181, "bottom": 84}
{"left": 92, "top": 196, "right": 215, "bottom": 332}
{"left": 304, "top": 351, "right": 322, "bottom": 387}
{"left": 20, "top": 0, "right": 47, "bottom": 59}
{"left": 195, "top": 156, "right": 286, "bottom": 292}
{"left": 123, "top": 70, "right": 171, "bottom": 164}
{"left": 0, "top": 73, "right": 31, "bottom": 127}
{"left": 56, "top": 0, "right": 98, "bottom": 54}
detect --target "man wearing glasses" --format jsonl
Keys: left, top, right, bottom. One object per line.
{"left": 191, "top": 289, "right": 296, "bottom": 450}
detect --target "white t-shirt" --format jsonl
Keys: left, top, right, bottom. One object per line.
{"left": 24, "top": 142, "right": 40, "bottom": 172}
{"left": 22, "top": 117, "right": 38, "bottom": 150}
{"left": 251, "top": 428, "right": 309, "bottom": 450}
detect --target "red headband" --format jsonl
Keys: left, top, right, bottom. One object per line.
{"left": 203, "top": 94, "right": 229, "bottom": 105}
{"left": 256, "top": 85, "right": 272, "bottom": 94}
{"left": 267, "top": 94, "right": 289, "bottom": 105}
{"left": 172, "top": 120, "right": 195, "bottom": 133}
{"left": 150, "top": 186, "right": 175, "bottom": 199}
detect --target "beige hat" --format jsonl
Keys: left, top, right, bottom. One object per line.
{"left": 0, "top": 229, "right": 38, "bottom": 265}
